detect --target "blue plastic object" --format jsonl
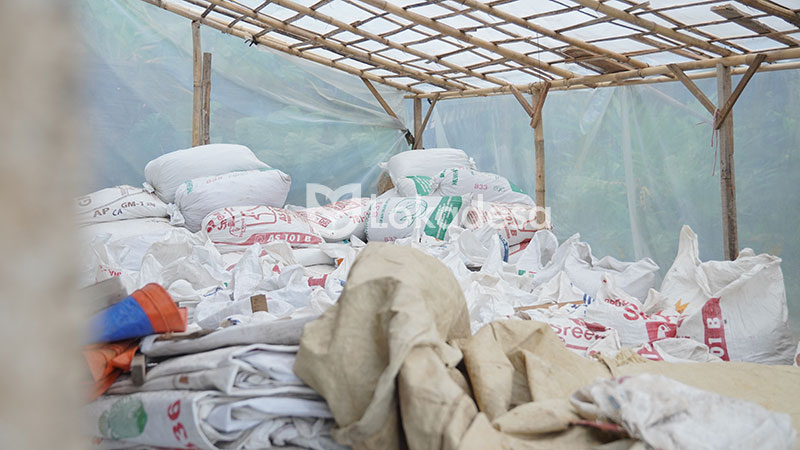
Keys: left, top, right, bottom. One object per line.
{"left": 88, "top": 296, "right": 154, "bottom": 343}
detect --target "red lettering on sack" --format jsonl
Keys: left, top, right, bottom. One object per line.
{"left": 166, "top": 399, "right": 195, "bottom": 448}
{"left": 216, "top": 232, "right": 323, "bottom": 247}
{"left": 636, "top": 343, "right": 664, "bottom": 361}
{"left": 623, "top": 304, "right": 639, "bottom": 321}
{"left": 645, "top": 320, "right": 677, "bottom": 341}
{"left": 308, "top": 274, "right": 328, "bottom": 287}
{"left": 167, "top": 400, "right": 180, "bottom": 420}
{"left": 701, "top": 297, "right": 729, "bottom": 361}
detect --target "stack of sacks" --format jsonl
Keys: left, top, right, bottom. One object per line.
{"left": 382, "top": 148, "right": 550, "bottom": 257}
{"left": 517, "top": 226, "right": 795, "bottom": 365}
{"left": 383, "top": 147, "right": 475, "bottom": 188}
{"left": 76, "top": 185, "right": 184, "bottom": 289}
{"left": 144, "top": 144, "right": 292, "bottom": 233}
{"left": 366, "top": 148, "right": 475, "bottom": 244}
{"left": 86, "top": 343, "right": 346, "bottom": 450}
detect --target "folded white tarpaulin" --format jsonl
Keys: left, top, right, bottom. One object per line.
{"left": 107, "top": 344, "right": 313, "bottom": 397}
{"left": 86, "top": 390, "right": 342, "bottom": 450}
{"left": 139, "top": 316, "right": 315, "bottom": 357}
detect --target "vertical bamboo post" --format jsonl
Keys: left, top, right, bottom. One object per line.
{"left": 716, "top": 63, "right": 738, "bottom": 260}
{"left": 201, "top": 52, "right": 212, "bottom": 145}
{"left": 191, "top": 21, "right": 202, "bottom": 147}
{"left": 413, "top": 98, "right": 422, "bottom": 149}
{"left": 532, "top": 92, "right": 546, "bottom": 224}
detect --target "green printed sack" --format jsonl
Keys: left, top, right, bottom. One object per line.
{"left": 436, "top": 168, "right": 534, "bottom": 205}
{"left": 395, "top": 175, "right": 438, "bottom": 196}
{"left": 365, "top": 196, "right": 468, "bottom": 242}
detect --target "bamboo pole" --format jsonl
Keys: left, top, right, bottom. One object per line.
{"left": 667, "top": 64, "right": 716, "bottom": 115}
{"left": 530, "top": 83, "right": 549, "bottom": 128}
{"left": 205, "top": 0, "right": 468, "bottom": 91}
{"left": 532, "top": 88, "right": 546, "bottom": 223}
{"left": 191, "top": 20, "right": 202, "bottom": 147}
{"left": 140, "top": 0, "right": 422, "bottom": 94}
{"left": 362, "top": 78, "right": 400, "bottom": 121}
{"left": 713, "top": 53, "right": 766, "bottom": 129}
{"left": 457, "top": 0, "right": 648, "bottom": 70}
{"left": 413, "top": 98, "right": 422, "bottom": 149}
{"left": 201, "top": 52, "right": 211, "bottom": 145}
{"left": 510, "top": 85, "right": 536, "bottom": 118}
{"left": 266, "top": 0, "right": 512, "bottom": 89}
{"left": 418, "top": 95, "right": 439, "bottom": 148}
{"left": 717, "top": 63, "right": 738, "bottom": 260}
{"left": 409, "top": 48, "right": 800, "bottom": 99}
{"left": 571, "top": 0, "right": 733, "bottom": 56}
{"left": 356, "top": 0, "right": 577, "bottom": 80}
{"left": 362, "top": 78, "right": 414, "bottom": 147}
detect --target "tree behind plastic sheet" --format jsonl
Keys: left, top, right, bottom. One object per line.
{"left": 76, "top": 0, "right": 409, "bottom": 206}
{"left": 0, "top": 1, "right": 85, "bottom": 450}
{"left": 422, "top": 71, "right": 800, "bottom": 336}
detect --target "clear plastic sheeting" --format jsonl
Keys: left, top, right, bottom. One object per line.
{"left": 77, "top": 0, "right": 410, "bottom": 205}
{"left": 416, "top": 69, "right": 800, "bottom": 334}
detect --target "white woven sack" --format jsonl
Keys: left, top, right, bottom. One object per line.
{"left": 144, "top": 143, "right": 269, "bottom": 203}
{"left": 175, "top": 169, "right": 291, "bottom": 232}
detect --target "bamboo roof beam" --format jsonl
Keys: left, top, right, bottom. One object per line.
{"left": 615, "top": 0, "right": 748, "bottom": 54}
{"left": 735, "top": 0, "right": 800, "bottom": 28}
{"left": 569, "top": 59, "right": 800, "bottom": 91}
{"left": 227, "top": 0, "right": 268, "bottom": 28}
{"left": 712, "top": 4, "right": 800, "bottom": 47}
{"left": 630, "top": 34, "right": 707, "bottom": 61}
{"left": 140, "top": 0, "right": 423, "bottom": 94}
{"left": 404, "top": 60, "right": 800, "bottom": 98}
{"left": 205, "top": 0, "right": 470, "bottom": 91}
{"left": 457, "top": 0, "right": 649, "bottom": 70}
{"left": 409, "top": 46, "right": 800, "bottom": 98}
{"left": 556, "top": 1, "right": 651, "bottom": 34}
{"left": 354, "top": 0, "right": 578, "bottom": 80}
{"left": 265, "top": 0, "right": 512, "bottom": 88}
{"left": 571, "top": 0, "right": 734, "bottom": 56}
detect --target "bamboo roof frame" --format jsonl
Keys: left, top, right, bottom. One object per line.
{"left": 140, "top": 0, "right": 800, "bottom": 99}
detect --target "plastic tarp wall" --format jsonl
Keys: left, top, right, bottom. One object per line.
{"left": 415, "top": 70, "right": 800, "bottom": 334}
{"left": 77, "top": 0, "right": 409, "bottom": 206}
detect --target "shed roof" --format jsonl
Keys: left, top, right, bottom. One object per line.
{"left": 141, "top": 0, "right": 800, "bottom": 98}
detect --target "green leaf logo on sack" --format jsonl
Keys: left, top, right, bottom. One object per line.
{"left": 98, "top": 396, "right": 147, "bottom": 440}
{"left": 424, "top": 196, "right": 463, "bottom": 240}
{"left": 406, "top": 176, "right": 434, "bottom": 195}
{"left": 508, "top": 179, "right": 526, "bottom": 194}
{"left": 393, "top": 197, "right": 428, "bottom": 225}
